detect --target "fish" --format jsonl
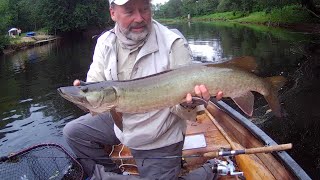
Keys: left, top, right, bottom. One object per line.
{"left": 57, "top": 57, "right": 285, "bottom": 117}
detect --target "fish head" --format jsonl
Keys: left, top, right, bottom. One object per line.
{"left": 57, "top": 85, "right": 118, "bottom": 113}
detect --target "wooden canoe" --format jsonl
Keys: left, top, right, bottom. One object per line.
{"left": 109, "top": 100, "right": 311, "bottom": 179}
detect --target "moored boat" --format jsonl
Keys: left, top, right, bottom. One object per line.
{"left": 110, "top": 100, "right": 311, "bottom": 179}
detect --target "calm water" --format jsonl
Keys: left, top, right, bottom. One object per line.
{"left": 0, "top": 22, "right": 319, "bottom": 178}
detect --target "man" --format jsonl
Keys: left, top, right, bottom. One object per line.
{"left": 63, "top": 0, "right": 222, "bottom": 179}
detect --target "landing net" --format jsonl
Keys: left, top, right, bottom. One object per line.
{"left": 0, "top": 143, "right": 83, "bottom": 180}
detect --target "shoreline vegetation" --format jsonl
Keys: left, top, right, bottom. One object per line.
{"left": 157, "top": 5, "right": 320, "bottom": 34}
{"left": 3, "top": 30, "right": 60, "bottom": 54}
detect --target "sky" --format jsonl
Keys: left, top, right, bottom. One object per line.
{"left": 151, "top": 0, "right": 168, "bottom": 5}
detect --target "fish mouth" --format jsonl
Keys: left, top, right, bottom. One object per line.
{"left": 57, "top": 86, "right": 90, "bottom": 106}
{"left": 58, "top": 86, "right": 117, "bottom": 113}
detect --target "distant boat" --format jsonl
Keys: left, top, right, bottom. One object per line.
{"left": 26, "top": 32, "right": 36, "bottom": 37}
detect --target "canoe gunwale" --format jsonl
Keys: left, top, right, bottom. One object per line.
{"left": 212, "top": 100, "right": 311, "bottom": 180}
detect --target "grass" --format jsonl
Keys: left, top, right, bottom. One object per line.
{"left": 194, "top": 11, "right": 246, "bottom": 21}
{"left": 156, "top": 5, "right": 317, "bottom": 25}
{"left": 235, "top": 5, "right": 313, "bottom": 24}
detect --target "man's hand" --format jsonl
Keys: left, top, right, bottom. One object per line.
{"left": 73, "top": 79, "right": 81, "bottom": 86}
{"left": 185, "top": 84, "right": 223, "bottom": 104}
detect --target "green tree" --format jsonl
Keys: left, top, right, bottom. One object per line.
{"left": 216, "top": 0, "right": 233, "bottom": 12}
{"left": 161, "top": 0, "right": 183, "bottom": 18}
{"left": 39, "top": 0, "right": 110, "bottom": 32}
{"left": 153, "top": 0, "right": 320, "bottom": 18}
{"left": 0, "top": 0, "right": 10, "bottom": 52}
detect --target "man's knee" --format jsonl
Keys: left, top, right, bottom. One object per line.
{"left": 63, "top": 113, "right": 94, "bottom": 140}
{"left": 63, "top": 119, "right": 80, "bottom": 140}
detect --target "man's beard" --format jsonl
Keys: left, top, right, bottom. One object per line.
{"left": 120, "top": 22, "right": 151, "bottom": 41}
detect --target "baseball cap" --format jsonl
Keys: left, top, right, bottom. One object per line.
{"left": 109, "top": 0, "right": 130, "bottom": 5}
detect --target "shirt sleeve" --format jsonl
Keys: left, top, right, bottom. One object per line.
{"left": 168, "top": 38, "right": 198, "bottom": 121}
{"left": 86, "top": 40, "right": 107, "bottom": 82}
{"left": 169, "top": 38, "right": 193, "bottom": 69}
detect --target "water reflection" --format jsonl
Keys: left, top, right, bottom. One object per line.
{"left": 169, "top": 22, "right": 308, "bottom": 76}
{"left": 189, "top": 40, "right": 224, "bottom": 62}
{"left": 10, "top": 43, "right": 57, "bottom": 73}
{"left": 0, "top": 40, "right": 90, "bottom": 155}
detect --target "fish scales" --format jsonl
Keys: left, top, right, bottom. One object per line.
{"left": 117, "top": 66, "right": 265, "bottom": 113}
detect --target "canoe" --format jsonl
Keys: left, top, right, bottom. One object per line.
{"left": 109, "top": 100, "right": 311, "bottom": 179}
{"left": 0, "top": 100, "right": 310, "bottom": 179}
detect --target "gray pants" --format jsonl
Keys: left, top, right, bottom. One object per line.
{"left": 63, "top": 113, "right": 216, "bottom": 180}
{"left": 63, "top": 113, "right": 121, "bottom": 176}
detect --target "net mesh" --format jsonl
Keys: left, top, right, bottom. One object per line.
{"left": 0, "top": 143, "right": 83, "bottom": 180}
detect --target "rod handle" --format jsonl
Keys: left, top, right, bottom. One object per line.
{"left": 245, "top": 143, "right": 292, "bottom": 154}
{"left": 203, "top": 143, "right": 292, "bottom": 158}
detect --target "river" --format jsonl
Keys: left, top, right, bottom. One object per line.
{"left": 0, "top": 22, "right": 319, "bottom": 178}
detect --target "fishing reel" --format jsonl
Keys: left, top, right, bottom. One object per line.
{"left": 210, "top": 157, "right": 243, "bottom": 176}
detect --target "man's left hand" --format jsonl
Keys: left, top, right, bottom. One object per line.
{"left": 185, "top": 84, "right": 223, "bottom": 104}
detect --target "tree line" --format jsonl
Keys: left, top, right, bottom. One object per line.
{"left": 0, "top": 0, "right": 111, "bottom": 52}
{"left": 153, "top": 0, "right": 320, "bottom": 18}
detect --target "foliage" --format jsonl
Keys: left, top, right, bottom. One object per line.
{"left": 0, "top": 35, "right": 9, "bottom": 52}
{"left": 154, "top": 0, "right": 319, "bottom": 19}
{"left": 194, "top": 11, "right": 246, "bottom": 21}
{"left": 39, "top": 0, "right": 110, "bottom": 32}
{"left": 0, "top": 0, "right": 10, "bottom": 52}
{"left": 234, "top": 5, "right": 314, "bottom": 23}
{"left": 0, "top": 0, "right": 110, "bottom": 34}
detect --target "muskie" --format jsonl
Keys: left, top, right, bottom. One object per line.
{"left": 58, "top": 59, "right": 285, "bottom": 117}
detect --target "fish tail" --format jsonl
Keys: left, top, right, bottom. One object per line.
{"left": 265, "top": 76, "right": 287, "bottom": 91}
{"left": 265, "top": 90, "right": 282, "bottom": 117}
{"left": 264, "top": 76, "right": 286, "bottom": 117}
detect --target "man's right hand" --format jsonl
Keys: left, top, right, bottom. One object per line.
{"left": 73, "top": 79, "right": 81, "bottom": 86}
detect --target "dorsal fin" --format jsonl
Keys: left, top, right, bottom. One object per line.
{"left": 206, "top": 56, "right": 257, "bottom": 73}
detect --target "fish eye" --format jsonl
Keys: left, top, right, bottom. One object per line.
{"left": 80, "top": 86, "right": 88, "bottom": 92}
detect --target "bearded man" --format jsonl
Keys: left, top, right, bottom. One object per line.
{"left": 63, "top": 0, "right": 221, "bottom": 179}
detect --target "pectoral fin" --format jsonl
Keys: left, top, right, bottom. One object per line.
{"left": 231, "top": 91, "right": 254, "bottom": 117}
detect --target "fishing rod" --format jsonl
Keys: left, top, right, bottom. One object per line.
{"left": 77, "top": 143, "right": 292, "bottom": 161}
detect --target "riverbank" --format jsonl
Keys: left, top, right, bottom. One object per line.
{"left": 158, "top": 5, "right": 320, "bottom": 34}
{"left": 2, "top": 34, "right": 60, "bottom": 54}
